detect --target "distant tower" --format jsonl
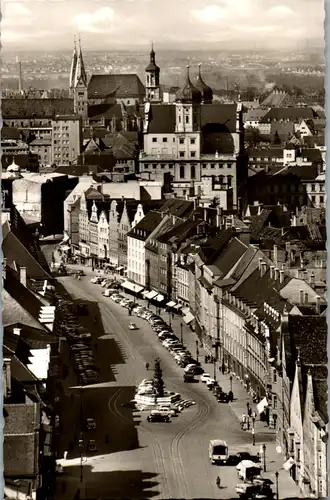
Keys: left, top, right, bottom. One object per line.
{"left": 16, "top": 56, "right": 23, "bottom": 93}
{"left": 73, "top": 36, "right": 88, "bottom": 119}
{"left": 145, "top": 43, "right": 161, "bottom": 102}
{"left": 69, "top": 36, "right": 77, "bottom": 96}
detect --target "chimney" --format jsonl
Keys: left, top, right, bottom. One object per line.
{"left": 315, "top": 296, "right": 321, "bottom": 315}
{"left": 309, "top": 273, "right": 315, "bottom": 286}
{"left": 261, "top": 261, "right": 267, "bottom": 277}
{"left": 193, "top": 198, "right": 199, "bottom": 210}
{"left": 299, "top": 289, "right": 304, "bottom": 304}
{"left": 304, "top": 292, "right": 308, "bottom": 304}
{"left": 216, "top": 206, "right": 223, "bottom": 228}
{"left": 279, "top": 270, "right": 285, "bottom": 284}
{"left": 273, "top": 245, "right": 278, "bottom": 267}
{"left": 258, "top": 257, "right": 263, "bottom": 271}
{"left": 19, "top": 266, "right": 27, "bottom": 287}
{"left": 270, "top": 266, "right": 275, "bottom": 279}
{"left": 3, "top": 358, "right": 11, "bottom": 399}
{"left": 274, "top": 268, "right": 279, "bottom": 280}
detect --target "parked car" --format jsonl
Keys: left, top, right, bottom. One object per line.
{"left": 87, "top": 439, "right": 97, "bottom": 451}
{"left": 85, "top": 417, "right": 96, "bottom": 430}
{"left": 147, "top": 412, "right": 170, "bottom": 423}
{"left": 128, "top": 322, "right": 138, "bottom": 330}
{"left": 200, "top": 373, "right": 211, "bottom": 383}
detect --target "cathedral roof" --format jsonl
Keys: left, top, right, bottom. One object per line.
{"left": 175, "top": 66, "right": 202, "bottom": 104}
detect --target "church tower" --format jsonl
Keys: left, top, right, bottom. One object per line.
{"left": 73, "top": 36, "right": 88, "bottom": 119}
{"left": 145, "top": 43, "right": 161, "bottom": 102}
{"left": 69, "top": 36, "right": 77, "bottom": 97}
{"left": 175, "top": 65, "right": 202, "bottom": 133}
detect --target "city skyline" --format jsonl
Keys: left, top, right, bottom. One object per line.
{"left": 2, "top": 0, "right": 325, "bottom": 51}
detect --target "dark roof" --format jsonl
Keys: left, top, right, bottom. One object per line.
{"left": 2, "top": 99, "right": 74, "bottom": 118}
{"left": 157, "top": 219, "right": 200, "bottom": 245}
{"left": 88, "top": 102, "right": 137, "bottom": 120}
{"left": 201, "top": 104, "right": 237, "bottom": 132}
{"left": 3, "top": 228, "right": 51, "bottom": 280}
{"left": 3, "top": 288, "right": 46, "bottom": 331}
{"left": 53, "top": 164, "right": 105, "bottom": 176}
{"left": 88, "top": 74, "right": 145, "bottom": 99}
{"left": 127, "top": 210, "right": 163, "bottom": 241}
{"left": 159, "top": 199, "right": 194, "bottom": 218}
{"left": 210, "top": 238, "right": 247, "bottom": 278}
{"left": 198, "top": 227, "right": 236, "bottom": 264}
{"left": 230, "top": 245, "right": 257, "bottom": 281}
{"left": 148, "top": 105, "right": 176, "bottom": 133}
{"left": 312, "top": 377, "right": 328, "bottom": 424}
{"left": 4, "top": 404, "right": 40, "bottom": 477}
{"left": 1, "top": 127, "right": 21, "bottom": 140}
{"left": 83, "top": 137, "right": 108, "bottom": 153}
{"left": 261, "top": 107, "right": 315, "bottom": 123}
{"left": 288, "top": 316, "right": 328, "bottom": 366}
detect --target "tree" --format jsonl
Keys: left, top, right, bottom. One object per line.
{"left": 245, "top": 126, "right": 264, "bottom": 147}
{"left": 153, "top": 358, "right": 164, "bottom": 397}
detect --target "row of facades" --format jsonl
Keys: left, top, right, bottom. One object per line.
{"left": 65, "top": 189, "right": 328, "bottom": 498}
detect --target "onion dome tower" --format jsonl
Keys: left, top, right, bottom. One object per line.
{"left": 145, "top": 43, "right": 161, "bottom": 102}
{"left": 195, "top": 63, "right": 213, "bottom": 104}
{"left": 175, "top": 65, "right": 202, "bottom": 133}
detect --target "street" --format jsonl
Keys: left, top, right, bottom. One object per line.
{"left": 53, "top": 269, "right": 276, "bottom": 500}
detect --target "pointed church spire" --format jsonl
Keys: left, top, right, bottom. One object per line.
{"left": 74, "top": 34, "right": 87, "bottom": 87}
{"left": 69, "top": 35, "right": 78, "bottom": 90}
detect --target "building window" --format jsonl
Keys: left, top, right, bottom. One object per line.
{"left": 273, "top": 369, "right": 277, "bottom": 384}
{"left": 191, "top": 151, "right": 196, "bottom": 158}
{"left": 180, "top": 165, "right": 185, "bottom": 178}
{"left": 162, "top": 137, "right": 167, "bottom": 142}
{"left": 153, "top": 164, "right": 157, "bottom": 169}
{"left": 311, "top": 184, "right": 316, "bottom": 192}
{"left": 179, "top": 151, "right": 184, "bottom": 158}
{"left": 152, "top": 137, "right": 157, "bottom": 143}
{"left": 320, "top": 196, "right": 324, "bottom": 203}
{"left": 179, "top": 116, "right": 182, "bottom": 123}
{"left": 191, "top": 165, "right": 196, "bottom": 179}
{"left": 179, "top": 138, "right": 184, "bottom": 144}
{"left": 311, "top": 196, "right": 316, "bottom": 203}
{"left": 185, "top": 115, "right": 189, "bottom": 124}
{"left": 211, "top": 164, "right": 215, "bottom": 169}
{"left": 227, "top": 175, "right": 232, "bottom": 187}
{"left": 190, "top": 138, "right": 195, "bottom": 145}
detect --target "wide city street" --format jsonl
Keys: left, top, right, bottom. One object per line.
{"left": 53, "top": 268, "right": 275, "bottom": 500}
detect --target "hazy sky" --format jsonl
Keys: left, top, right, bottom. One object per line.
{"left": 2, "top": 0, "right": 325, "bottom": 51}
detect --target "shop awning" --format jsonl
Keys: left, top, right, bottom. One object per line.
{"left": 182, "top": 307, "right": 190, "bottom": 315}
{"left": 155, "top": 294, "right": 164, "bottom": 302}
{"left": 173, "top": 303, "right": 182, "bottom": 310}
{"left": 146, "top": 290, "right": 158, "bottom": 300}
{"left": 142, "top": 290, "right": 150, "bottom": 297}
{"left": 166, "top": 301, "right": 176, "bottom": 307}
{"left": 116, "top": 266, "right": 124, "bottom": 271}
{"left": 183, "top": 312, "right": 195, "bottom": 324}
{"left": 121, "top": 281, "right": 144, "bottom": 293}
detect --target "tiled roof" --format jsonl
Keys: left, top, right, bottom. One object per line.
{"left": 201, "top": 103, "right": 237, "bottom": 133}
{"left": 83, "top": 128, "right": 107, "bottom": 140}
{"left": 53, "top": 164, "right": 105, "bottom": 176}
{"left": 127, "top": 210, "right": 163, "bottom": 241}
{"left": 1, "top": 127, "right": 21, "bottom": 140}
{"left": 210, "top": 237, "right": 247, "bottom": 278}
{"left": 198, "top": 227, "right": 236, "bottom": 264}
{"left": 83, "top": 137, "right": 108, "bottom": 153}
{"left": 88, "top": 102, "right": 129, "bottom": 120}
{"left": 88, "top": 74, "right": 145, "bottom": 99}
{"left": 232, "top": 266, "right": 291, "bottom": 308}
{"left": 244, "top": 109, "right": 268, "bottom": 121}
{"left": 159, "top": 199, "right": 194, "bottom": 218}
{"left": 261, "top": 107, "right": 315, "bottom": 123}
{"left": 270, "top": 121, "right": 295, "bottom": 139}
{"left": 261, "top": 91, "right": 288, "bottom": 107}
{"left": 272, "top": 164, "right": 319, "bottom": 180}
{"left": 157, "top": 219, "right": 201, "bottom": 245}
{"left": 247, "top": 147, "right": 283, "bottom": 159}
{"left": 4, "top": 403, "right": 39, "bottom": 477}
{"left": 312, "top": 377, "right": 328, "bottom": 424}
{"left": 3, "top": 231, "right": 51, "bottom": 280}
{"left": 4, "top": 268, "right": 46, "bottom": 327}
{"left": 3, "top": 289, "right": 45, "bottom": 331}
{"left": 288, "top": 316, "right": 328, "bottom": 365}
{"left": 2, "top": 98, "right": 74, "bottom": 118}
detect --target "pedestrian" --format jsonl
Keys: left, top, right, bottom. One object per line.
{"left": 248, "top": 406, "right": 252, "bottom": 417}
{"left": 216, "top": 476, "right": 221, "bottom": 489}
{"left": 228, "top": 390, "right": 233, "bottom": 402}
{"left": 145, "top": 362, "right": 149, "bottom": 371}
{"left": 92, "top": 266, "right": 94, "bottom": 272}
{"left": 64, "top": 451, "right": 68, "bottom": 460}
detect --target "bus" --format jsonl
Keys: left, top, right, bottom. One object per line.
{"left": 209, "top": 439, "right": 229, "bottom": 464}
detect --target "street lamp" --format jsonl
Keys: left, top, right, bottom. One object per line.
{"left": 252, "top": 427, "right": 255, "bottom": 445}
{"left": 275, "top": 471, "right": 279, "bottom": 500}
{"left": 262, "top": 444, "right": 267, "bottom": 472}
{"left": 195, "top": 340, "right": 199, "bottom": 362}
